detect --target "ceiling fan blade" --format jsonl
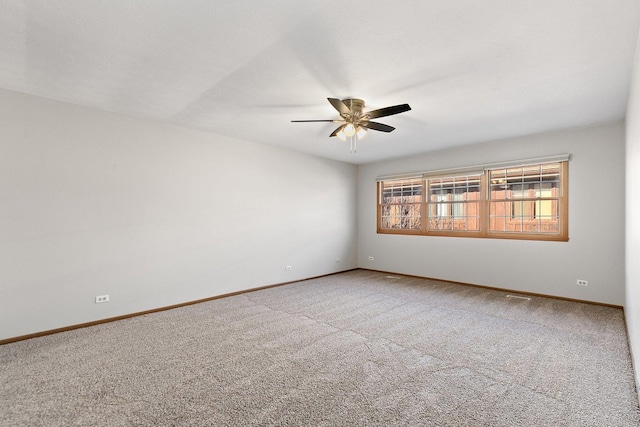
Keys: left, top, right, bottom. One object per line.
{"left": 366, "top": 104, "right": 411, "bottom": 120}
{"left": 360, "top": 121, "right": 395, "bottom": 133}
{"left": 327, "top": 98, "right": 351, "bottom": 115}
{"left": 291, "top": 119, "right": 340, "bottom": 122}
{"left": 329, "top": 125, "right": 345, "bottom": 137}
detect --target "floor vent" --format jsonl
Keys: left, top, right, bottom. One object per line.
{"left": 386, "top": 275, "right": 402, "bottom": 280}
{"left": 506, "top": 294, "right": 531, "bottom": 301}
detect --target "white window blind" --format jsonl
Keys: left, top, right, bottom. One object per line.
{"left": 376, "top": 154, "right": 571, "bottom": 182}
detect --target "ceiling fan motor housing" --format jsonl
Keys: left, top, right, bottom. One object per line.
{"left": 342, "top": 98, "right": 365, "bottom": 119}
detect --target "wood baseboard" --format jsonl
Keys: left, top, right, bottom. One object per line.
{"left": 360, "top": 268, "right": 623, "bottom": 309}
{"left": 0, "top": 269, "right": 358, "bottom": 346}
{"left": 2, "top": 268, "right": 621, "bottom": 346}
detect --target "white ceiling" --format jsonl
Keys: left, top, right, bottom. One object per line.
{"left": 1, "top": 1, "right": 639, "bottom": 164}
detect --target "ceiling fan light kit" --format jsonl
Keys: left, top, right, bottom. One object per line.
{"left": 343, "top": 123, "right": 356, "bottom": 137}
{"left": 292, "top": 98, "right": 411, "bottom": 153}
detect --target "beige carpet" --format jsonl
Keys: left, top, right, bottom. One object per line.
{"left": 1, "top": 269, "right": 639, "bottom": 426}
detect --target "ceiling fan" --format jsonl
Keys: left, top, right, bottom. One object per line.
{"left": 291, "top": 98, "right": 411, "bottom": 152}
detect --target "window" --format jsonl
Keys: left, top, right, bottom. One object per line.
{"left": 379, "top": 178, "right": 423, "bottom": 233}
{"left": 377, "top": 159, "right": 568, "bottom": 241}
{"left": 488, "top": 163, "right": 562, "bottom": 235}
{"left": 428, "top": 175, "right": 481, "bottom": 233}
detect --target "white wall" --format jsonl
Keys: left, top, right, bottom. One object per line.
{"left": 358, "top": 122, "right": 625, "bottom": 306}
{"left": 625, "top": 31, "right": 640, "bottom": 396}
{"left": 0, "top": 89, "right": 358, "bottom": 341}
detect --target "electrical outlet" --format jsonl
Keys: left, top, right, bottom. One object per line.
{"left": 368, "top": 256, "right": 374, "bottom": 261}
{"left": 285, "top": 265, "right": 293, "bottom": 271}
{"left": 577, "top": 280, "right": 588, "bottom": 287}
{"left": 95, "top": 295, "right": 109, "bottom": 303}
